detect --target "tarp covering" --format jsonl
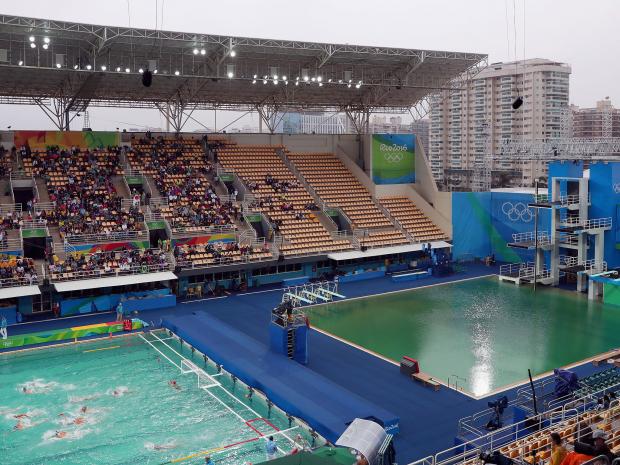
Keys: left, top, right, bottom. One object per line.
{"left": 53, "top": 271, "right": 177, "bottom": 292}
{"left": 162, "top": 313, "right": 399, "bottom": 442}
{"left": 336, "top": 418, "right": 387, "bottom": 465}
{"left": 327, "top": 241, "right": 452, "bottom": 261}
{"left": 0, "top": 285, "right": 40, "bottom": 299}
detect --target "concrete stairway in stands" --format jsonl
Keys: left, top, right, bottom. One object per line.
{"left": 112, "top": 175, "right": 131, "bottom": 199}
{"left": 35, "top": 178, "right": 51, "bottom": 203}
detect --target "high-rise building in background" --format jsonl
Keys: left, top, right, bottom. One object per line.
{"left": 570, "top": 98, "right": 620, "bottom": 138}
{"left": 429, "top": 59, "right": 571, "bottom": 191}
{"left": 369, "top": 116, "right": 430, "bottom": 152}
{"left": 275, "top": 112, "right": 348, "bottom": 134}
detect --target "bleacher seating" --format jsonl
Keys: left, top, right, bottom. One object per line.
{"left": 175, "top": 241, "right": 272, "bottom": 268}
{"left": 22, "top": 147, "right": 145, "bottom": 237}
{"left": 128, "top": 136, "right": 239, "bottom": 231}
{"left": 379, "top": 196, "right": 447, "bottom": 242}
{"left": 47, "top": 248, "right": 170, "bottom": 281}
{"left": 0, "top": 255, "right": 38, "bottom": 286}
{"left": 285, "top": 152, "right": 409, "bottom": 247}
{"left": 217, "top": 144, "right": 352, "bottom": 257}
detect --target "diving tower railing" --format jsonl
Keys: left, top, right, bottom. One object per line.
{"left": 510, "top": 231, "right": 551, "bottom": 246}
{"left": 282, "top": 280, "right": 345, "bottom": 307}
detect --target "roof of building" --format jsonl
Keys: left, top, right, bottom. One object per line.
{"left": 0, "top": 14, "right": 487, "bottom": 113}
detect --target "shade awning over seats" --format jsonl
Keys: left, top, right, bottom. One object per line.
{"left": 0, "top": 285, "right": 41, "bottom": 299}
{"left": 53, "top": 271, "right": 178, "bottom": 292}
{"left": 327, "top": 241, "right": 452, "bottom": 261}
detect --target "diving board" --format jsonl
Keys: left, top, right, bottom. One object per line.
{"left": 302, "top": 290, "right": 330, "bottom": 302}
{"left": 282, "top": 280, "right": 344, "bottom": 307}
{"left": 317, "top": 288, "right": 345, "bottom": 299}
{"left": 285, "top": 293, "right": 313, "bottom": 304}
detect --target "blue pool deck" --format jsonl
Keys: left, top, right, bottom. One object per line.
{"left": 4, "top": 264, "right": 612, "bottom": 463}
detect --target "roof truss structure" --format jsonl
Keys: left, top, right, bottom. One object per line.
{"left": 0, "top": 14, "right": 487, "bottom": 131}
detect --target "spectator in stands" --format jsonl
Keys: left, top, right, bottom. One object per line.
{"left": 573, "top": 430, "right": 616, "bottom": 462}
{"left": 550, "top": 432, "right": 567, "bottom": 465}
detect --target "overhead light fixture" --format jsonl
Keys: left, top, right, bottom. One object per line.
{"left": 319, "top": 82, "right": 323, "bottom": 87}
{"left": 100, "top": 65, "right": 107, "bottom": 71}
{"left": 273, "top": 79, "right": 278, "bottom": 85}
{"left": 227, "top": 71, "right": 234, "bottom": 78}
{"left": 252, "top": 79, "right": 256, "bottom": 84}
{"left": 296, "top": 76, "right": 300, "bottom": 81}
{"left": 273, "top": 74, "right": 278, "bottom": 80}
{"left": 153, "top": 69, "right": 158, "bottom": 74}
{"left": 347, "top": 83, "right": 352, "bottom": 88}
{"left": 282, "top": 75, "right": 287, "bottom": 81}
{"left": 125, "top": 67, "right": 131, "bottom": 73}
{"left": 263, "top": 79, "right": 267, "bottom": 85}
{"left": 174, "top": 70, "right": 180, "bottom": 75}
{"left": 253, "top": 74, "right": 257, "bottom": 79}
{"left": 116, "top": 66, "right": 121, "bottom": 72}
{"left": 230, "top": 49, "right": 236, "bottom": 57}
{"left": 43, "top": 37, "right": 50, "bottom": 44}
{"left": 18, "top": 60, "right": 23, "bottom": 66}
{"left": 200, "top": 49, "right": 206, "bottom": 55}
{"left": 42, "top": 43, "right": 49, "bottom": 50}
{"left": 328, "top": 78, "right": 332, "bottom": 83}
{"left": 355, "top": 83, "right": 361, "bottom": 89}
{"left": 74, "top": 64, "right": 79, "bottom": 70}
{"left": 86, "top": 64, "right": 92, "bottom": 70}
{"left": 226, "top": 64, "right": 234, "bottom": 78}
{"left": 56, "top": 63, "right": 61, "bottom": 68}
{"left": 301, "top": 68, "right": 309, "bottom": 81}
{"left": 193, "top": 48, "right": 199, "bottom": 55}
{"left": 338, "top": 79, "right": 343, "bottom": 84}
{"left": 139, "top": 68, "right": 144, "bottom": 74}
{"left": 317, "top": 76, "right": 322, "bottom": 82}
{"left": 28, "top": 36, "right": 35, "bottom": 42}
{"left": 311, "top": 77, "right": 316, "bottom": 82}
{"left": 30, "top": 43, "right": 36, "bottom": 49}
{"left": 295, "top": 81, "right": 299, "bottom": 86}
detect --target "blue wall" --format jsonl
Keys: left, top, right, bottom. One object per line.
{"left": 452, "top": 191, "right": 550, "bottom": 263}
{"left": 588, "top": 162, "right": 620, "bottom": 268}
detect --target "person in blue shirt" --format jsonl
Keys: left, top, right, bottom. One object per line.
{"left": 265, "top": 436, "right": 278, "bottom": 460}
{"left": 116, "top": 301, "right": 124, "bottom": 322}
{"left": 0, "top": 315, "right": 7, "bottom": 340}
{"left": 205, "top": 457, "right": 214, "bottom": 465}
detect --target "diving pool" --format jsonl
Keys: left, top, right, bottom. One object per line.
{"left": 306, "top": 277, "right": 620, "bottom": 397}
{"left": 0, "top": 332, "right": 319, "bottom": 465}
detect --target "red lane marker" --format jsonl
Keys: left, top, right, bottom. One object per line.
{"left": 245, "top": 420, "right": 263, "bottom": 436}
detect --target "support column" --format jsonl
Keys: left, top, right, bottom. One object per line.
{"left": 156, "top": 100, "right": 197, "bottom": 133}
{"left": 255, "top": 104, "right": 284, "bottom": 135}
{"left": 33, "top": 97, "right": 80, "bottom": 131}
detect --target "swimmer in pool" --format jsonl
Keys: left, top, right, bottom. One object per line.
{"left": 168, "top": 380, "right": 181, "bottom": 390}
{"left": 14, "top": 413, "right": 30, "bottom": 419}
{"left": 21, "top": 387, "right": 33, "bottom": 394}
{"left": 55, "top": 431, "right": 67, "bottom": 439}
{"left": 14, "top": 420, "right": 24, "bottom": 430}
{"left": 73, "top": 417, "right": 85, "bottom": 425}
{"left": 80, "top": 406, "right": 87, "bottom": 414}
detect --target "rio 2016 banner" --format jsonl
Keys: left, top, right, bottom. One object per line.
{"left": 14, "top": 131, "right": 120, "bottom": 150}
{"left": 371, "top": 134, "right": 416, "bottom": 184}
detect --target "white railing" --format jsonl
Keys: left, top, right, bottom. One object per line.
{"left": 148, "top": 197, "right": 169, "bottom": 208}
{"left": 176, "top": 250, "right": 273, "bottom": 269}
{"left": 34, "top": 202, "right": 55, "bottom": 213}
{"left": 21, "top": 219, "right": 48, "bottom": 230}
{"left": 239, "top": 228, "right": 257, "bottom": 244}
{"left": 583, "top": 217, "right": 612, "bottom": 230}
{"left": 0, "top": 274, "right": 39, "bottom": 287}
{"left": 170, "top": 224, "right": 236, "bottom": 238}
{"left": 0, "top": 238, "right": 23, "bottom": 252}
{"left": 559, "top": 255, "right": 580, "bottom": 267}
{"left": 499, "top": 262, "right": 524, "bottom": 277}
{"left": 0, "top": 204, "right": 22, "bottom": 215}
{"left": 511, "top": 231, "right": 551, "bottom": 245}
{"left": 558, "top": 233, "right": 579, "bottom": 245}
{"left": 582, "top": 259, "right": 608, "bottom": 273}
{"left": 49, "top": 255, "right": 173, "bottom": 282}
{"left": 144, "top": 207, "right": 166, "bottom": 222}
{"left": 121, "top": 198, "right": 142, "bottom": 210}
{"left": 65, "top": 228, "right": 148, "bottom": 245}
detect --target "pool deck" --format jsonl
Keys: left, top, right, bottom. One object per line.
{"left": 3, "top": 263, "right": 613, "bottom": 463}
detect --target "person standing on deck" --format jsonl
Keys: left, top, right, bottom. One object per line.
{"left": 0, "top": 315, "right": 7, "bottom": 340}
{"left": 116, "top": 301, "right": 124, "bottom": 322}
{"left": 265, "top": 436, "right": 278, "bottom": 461}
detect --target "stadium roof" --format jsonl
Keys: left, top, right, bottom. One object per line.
{"left": 0, "top": 14, "right": 487, "bottom": 122}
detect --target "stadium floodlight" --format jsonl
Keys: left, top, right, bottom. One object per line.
{"left": 355, "top": 83, "right": 361, "bottom": 89}
{"left": 263, "top": 79, "right": 267, "bottom": 84}
{"left": 28, "top": 36, "right": 35, "bottom": 42}
{"left": 347, "top": 83, "right": 352, "bottom": 88}
{"left": 86, "top": 64, "right": 92, "bottom": 70}
{"left": 304, "top": 76, "right": 309, "bottom": 82}
{"left": 116, "top": 66, "right": 121, "bottom": 72}
{"left": 282, "top": 75, "right": 287, "bottom": 81}
{"left": 253, "top": 74, "right": 257, "bottom": 79}
{"left": 318, "top": 82, "right": 323, "bottom": 87}
{"left": 42, "top": 43, "right": 49, "bottom": 50}
{"left": 74, "top": 64, "right": 79, "bottom": 70}
{"left": 338, "top": 79, "right": 343, "bottom": 84}
{"left": 174, "top": 70, "right": 180, "bottom": 75}
{"left": 273, "top": 79, "right": 278, "bottom": 85}
{"left": 200, "top": 49, "right": 206, "bottom": 55}
{"left": 43, "top": 37, "right": 50, "bottom": 44}
{"left": 252, "top": 79, "right": 256, "bottom": 84}
{"left": 311, "top": 77, "right": 316, "bottom": 82}
{"left": 227, "top": 71, "right": 234, "bottom": 78}
{"left": 273, "top": 74, "right": 278, "bottom": 80}
{"left": 295, "top": 81, "right": 299, "bottom": 86}
{"left": 153, "top": 69, "right": 158, "bottom": 74}
{"left": 125, "top": 67, "right": 131, "bottom": 73}
{"left": 296, "top": 76, "right": 300, "bottom": 81}
{"left": 317, "top": 76, "right": 322, "bottom": 82}
{"left": 100, "top": 65, "right": 107, "bottom": 71}
{"left": 139, "top": 68, "right": 144, "bottom": 74}
{"left": 226, "top": 64, "right": 234, "bottom": 78}
{"left": 30, "top": 43, "right": 36, "bottom": 49}
{"left": 328, "top": 78, "right": 332, "bottom": 83}
{"left": 230, "top": 49, "right": 236, "bottom": 57}
{"left": 56, "top": 63, "right": 61, "bottom": 68}
{"left": 193, "top": 48, "right": 199, "bottom": 55}
{"left": 18, "top": 60, "right": 23, "bottom": 66}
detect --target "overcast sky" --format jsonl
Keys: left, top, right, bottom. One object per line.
{"left": 1, "top": 0, "right": 618, "bottom": 131}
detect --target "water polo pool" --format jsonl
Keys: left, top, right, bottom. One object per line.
{"left": 306, "top": 276, "right": 620, "bottom": 397}
{"left": 0, "top": 331, "right": 321, "bottom": 465}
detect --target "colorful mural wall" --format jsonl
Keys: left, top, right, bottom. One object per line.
{"left": 14, "top": 131, "right": 120, "bottom": 150}
{"left": 70, "top": 241, "right": 150, "bottom": 255}
{"left": 172, "top": 233, "right": 236, "bottom": 248}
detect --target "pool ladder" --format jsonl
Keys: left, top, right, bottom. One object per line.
{"left": 448, "top": 374, "right": 467, "bottom": 391}
{"left": 286, "top": 328, "right": 295, "bottom": 359}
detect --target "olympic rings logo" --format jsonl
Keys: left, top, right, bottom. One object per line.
{"left": 501, "top": 201, "right": 534, "bottom": 222}
{"left": 613, "top": 183, "right": 620, "bottom": 194}
{"left": 384, "top": 153, "right": 404, "bottom": 163}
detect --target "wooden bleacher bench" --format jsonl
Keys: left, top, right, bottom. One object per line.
{"left": 412, "top": 372, "right": 441, "bottom": 391}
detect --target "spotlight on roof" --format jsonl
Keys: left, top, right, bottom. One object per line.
{"left": 56, "top": 63, "right": 61, "bottom": 68}
{"left": 74, "top": 64, "right": 79, "bottom": 70}
{"left": 253, "top": 74, "right": 257, "bottom": 79}
{"left": 200, "top": 49, "right": 206, "bottom": 55}
{"left": 174, "top": 70, "right": 180, "bottom": 76}
{"left": 86, "top": 64, "right": 92, "bottom": 70}
{"left": 263, "top": 79, "right": 267, "bottom": 85}
{"left": 29, "top": 36, "right": 35, "bottom": 42}
{"left": 226, "top": 64, "right": 234, "bottom": 78}
{"left": 282, "top": 75, "right": 287, "bottom": 81}
{"left": 30, "top": 43, "right": 36, "bottom": 49}
{"left": 42, "top": 43, "right": 49, "bottom": 50}
{"left": 252, "top": 79, "right": 256, "bottom": 84}
{"left": 139, "top": 68, "right": 144, "bottom": 74}
{"left": 43, "top": 37, "right": 50, "bottom": 44}
{"left": 125, "top": 68, "right": 131, "bottom": 73}
{"left": 311, "top": 77, "right": 316, "bottom": 82}
{"left": 100, "top": 65, "right": 107, "bottom": 71}
{"left": 116, "top": 66, "right": 121, "bottom": 72}
{"left": 18, "top": 60, "right": 23, "bottom": 66}
{"left": 230, "top": 49, "right": 236, "bottom": 57}
{"left": 355, "top": 83, "right": 361, "bottom": 89}
{"left": 512, "top": 96, "right": 523, "bottom": 110}
{"left": 318, "top": 82, "right": 323, "bottom": 87}
{"left": 317, "top": 76, "right": 322, "bottom": 82}
{"left": 153, "top": 69, "right": 158, "bottom": 74}
{"left": 193, "top": 48, "right": 199, "bottom": 55}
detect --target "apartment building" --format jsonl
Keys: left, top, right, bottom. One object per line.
{"left": 429, "top": 59, "right": 571, "bottom": 190}
{"left": 571, "top": 98, "right": 620, "bottom": 138}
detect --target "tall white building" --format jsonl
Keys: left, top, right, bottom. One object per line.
{"left": 275, "top": 112, "right": 348, "bottom": 134}
{"left": 429, "top": 59, "right": 571, "bottom": 190}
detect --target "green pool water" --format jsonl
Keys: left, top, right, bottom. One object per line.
{"left": 0, "top": 333, "right": 316, "bottom": 465}
{"left": 306, "top": 277, "right": 620, "bottom": 397}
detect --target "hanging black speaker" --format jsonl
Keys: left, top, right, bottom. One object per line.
{"left": 512, "top": 96, "right": 523, "bottom": 110}
{"left": 142, "top": 70, "right": 153, "bottom": 87}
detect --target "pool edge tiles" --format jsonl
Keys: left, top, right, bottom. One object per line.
{"left": 305, "top": 276, "right": 620, "bottom": 399}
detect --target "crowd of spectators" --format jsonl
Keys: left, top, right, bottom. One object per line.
{"left": 0, "top": 255, "right": 37, "bottom": 286}
{"left": 47, "top": 248, "right": 169, "bottom": 277}
{"left": 24, "top": 146, "right": 145, "bottom": 237}
{"left": 175, "top": 240, "right": 266, "bottom": 266}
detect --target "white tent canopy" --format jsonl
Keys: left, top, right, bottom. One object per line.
{"left": 53, "top": 271, "right": 177, "bottom": 293}
{"left": 336, "top": 418, "right": 387, "bottom": 465}
{"left": 327, "top": 240, "right": 452, "bottom": 261}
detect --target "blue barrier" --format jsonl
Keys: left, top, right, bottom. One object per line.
{"left": 162, "top": 313, "right": 399, "bottom": 442}
{"left": 282, "top": 276, "right": 310, "bottom": 286}
{"left": 391, "top": 269, "right": 432, "bottom": 283}
{"left": 339, "top": 270, "right": 385, "bottom": 283}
